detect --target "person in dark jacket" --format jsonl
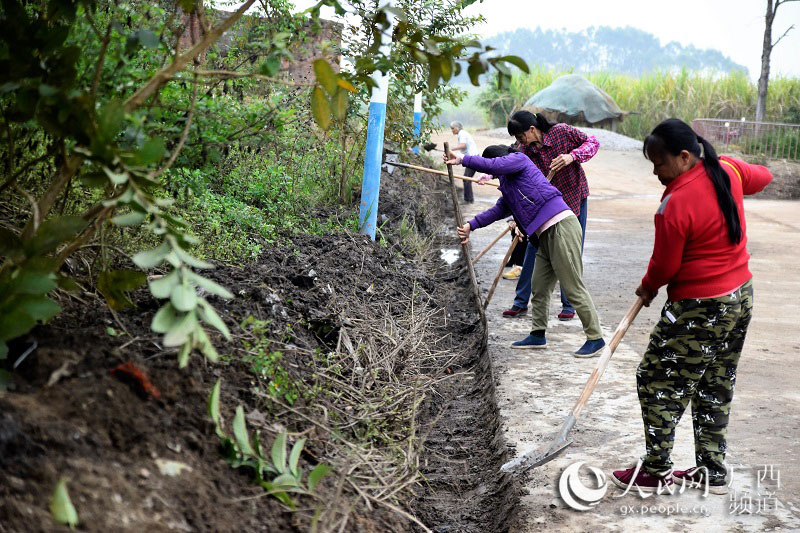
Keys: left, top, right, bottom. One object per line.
{"left": 445, "top": 145, "right": 605, "bottom": 357}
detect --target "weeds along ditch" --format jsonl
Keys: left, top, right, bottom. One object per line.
{"left": 0, "top": 161, "right": 520, "bottom": 531}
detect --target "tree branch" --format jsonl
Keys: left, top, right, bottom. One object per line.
{"left": 0, "top": 153, "right": 50, "bottom": 195}
{"left": 191, "top": 69, "right": 314, "bottom": 87}
{"left": 123, "top": 0, "right": 258, "bottom": 113}
{"left": 152, "top": 76, "right": 199, "bottom": 179}
{"left": 772, "top": 24, "right": 795, "bottom": 47}
{"left": 90, "top": 22, "right": 113, "bottom": 100}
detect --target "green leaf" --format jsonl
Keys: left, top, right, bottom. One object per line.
{"left": 208, "top": 379, "right": 223, "bottom": 431}
{"left": 27, "top": 216, "right": 88, "bottom": 256}
{"left": 135, "top": 136, "right": 166, "bottom": 166}
{"left": 13, "top": 270, "right": 57, "bottom": 295}
{"left": 0, "top": 341, "right": 7, "bottom": 360}
{"left": 308, "top": 463, "right": 331, "bottom": 492}
{"left": 97, "top": 270, "right": 146, "bottom": 310}
{"left": 0, "top": 227, "right": 22, "bottom": 257}
{"left": 177, "top": 341, "right": 192, "bottom": 368}
{"left": 313, "top": 60, "right": 337, "bottom": 95}
{"left": 163, "top": 310, "right": 197, "bottom": 347}
{"left": 271, "top": 431, "right": 287, "bottom": 474}
{"left": 186, "top": 271, "right": 233, "bottom": 299}
{"left": 170, "top": 278, "right": 197, "bottom": 312}
{"left": 96, "top": 101, "right": 124, "bottom": 143}
{"left": 194, "top": 325, "right": 219, "bottom": 362}
{"left": 288, "top": 438, "right": 306, "bottom": 477}
{"left": 233, "top": 405, "right": 255, "bottom": 456}
{"left": 0, "top": 311, "right": 37, "bottom": 341}
{"left": 111, "top": 211, "right": 146, "bottom": 227}
{"left": 151, "top": 303, "right": 180, "bottom": 333}
{"left": 102, "top": 167, "right": 129, "bottom": 185}
{"left": 0, "top": 368, "right": 12, "bottom": 390}
{"left": 49, "top": 477, "right": 78, "bottom": 528}
{"left": 272, "top": 473, "right": 299, "bottom": 488}
{"left": 259, "top": 56, "right": 281, "bottom": 77}
{"left": 149, "top": 270, "right": 179, "bottom": 299}
{"left": 336, "top": 78, "right": 356, "bottom": 93}
{"left": 331, "top": 89, "right": 348, "bottom": 121}
{"left": 197, "top": 298, "right": 231, "bottom": 339}
{"left": 310, "top": 87, "right": 331, "bottom": 131}
{"left": 132, "top": 242, "right": 171, "bottom": 269}
{"left": 498, "top": 55, "right": 529, "bottom": 73}
{"left": 14, "top": 295, "right": 61, "bottom": 323}
{"left": 173, "top": 247, "right": 213, "bottom": 269}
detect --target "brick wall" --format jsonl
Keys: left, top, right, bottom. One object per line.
{"left": 176, "top": 8, "right": 342, "bottom": 81}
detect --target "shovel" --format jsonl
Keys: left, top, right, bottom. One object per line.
{"left": 500, "top": 296, "right": 645, "bottom": 474}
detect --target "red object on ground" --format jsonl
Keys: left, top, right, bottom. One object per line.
{"left": 109, "top": 361, "right": 161, "bottom": 399}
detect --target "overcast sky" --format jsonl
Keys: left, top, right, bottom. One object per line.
{"left": 292, "top": 0, "right": 800, "bottom": 79}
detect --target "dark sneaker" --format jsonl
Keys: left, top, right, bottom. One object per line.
{"left": 611, "top": 467, "right": 673, "bottom": 493}
{"left": 574, "top": 338, "right": 605, "bottom": 358}
{"left": 672, "top": 467, "right": 729, "bottom": 495}
{"left": 502, "top": 305, "right": 527, "bottom": 318}
{"left": 558, "top": 309, "right": 575, "bottom": 321}
{"left": 511, "top": 334, "right": 546, "bottom": 349}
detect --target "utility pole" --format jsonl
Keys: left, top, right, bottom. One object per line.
{"left": 358, "top": 1, "right": 395, "bottom": 240}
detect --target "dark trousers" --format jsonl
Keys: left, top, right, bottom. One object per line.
{"left": 463, "top": 167, "right": 475, "bottom": 202}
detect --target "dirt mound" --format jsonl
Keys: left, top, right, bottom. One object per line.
{"left": 0, "top": 160, "right": 520, "bottom": 531}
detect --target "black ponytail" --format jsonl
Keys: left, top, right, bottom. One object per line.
{"left": 643, "top": 118, "right": 741, "bottom": 244}
{"left": 482, "top": 145, "right": 519, "bottom": 158}
{"left": 507, "top": 110, "right": 555, "bottom": 136}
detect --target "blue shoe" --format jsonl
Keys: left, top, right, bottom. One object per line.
{"left": 511, "top": 334, "right": 546, "bottom": 350}
{"left": 574, "top": 338, "right": 605, "bottom": 358}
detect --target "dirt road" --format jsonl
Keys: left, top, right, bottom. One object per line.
{"left": 431, "top": 129, "right": 800, "bottom": 531}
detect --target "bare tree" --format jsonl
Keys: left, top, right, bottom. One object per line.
{"left": 756, "top": 0, "right": 798, "bottom": 122}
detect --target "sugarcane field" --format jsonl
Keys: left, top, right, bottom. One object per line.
{"left": 2, "top": 0, "right": 800, "bottom": 532}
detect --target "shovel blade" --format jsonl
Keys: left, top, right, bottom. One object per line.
{"left": 500, "top": 413, "right": 578, "bottom": 474}
{"left": 500, "top": 437, "right": 573, "bottom": 474}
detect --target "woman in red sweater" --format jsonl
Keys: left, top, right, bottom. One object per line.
{"left": 610, "top": 118, "right": 772, "bottom": 494}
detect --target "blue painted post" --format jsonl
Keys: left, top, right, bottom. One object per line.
{"left": 412, "top": 93, "right": 422, "bottom": 154}
{"left": 358, "top": 1, "right": 395, "bottom": 240}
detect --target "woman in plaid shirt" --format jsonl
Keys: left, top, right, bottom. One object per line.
{"left": 499, "top": 111, "right": 599, "bottom": 327}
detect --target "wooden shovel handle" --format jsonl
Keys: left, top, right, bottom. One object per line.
{"left": 386, "top": 161, "right": 500, "bottom": 187}
{"left": 472, "top": 225, "right": 512, "bottom": 265}
{"left": 570, "top": 296, "right": 645, "bottom": 419}
{"left": 484, "top": 233, "right": 521, "bottom": 309}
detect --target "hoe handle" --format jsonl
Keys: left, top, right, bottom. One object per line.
{"left": 472, "top": 225, "right": 512, "bottom": 265}
{"left": 386, "top": 161, "right": 500, "bottom": 187}
{"left": 484, "top": 233, "right": 521, "bottom": 309}
{"left": 570, "top": 297, "right": 645, "bottom": 419}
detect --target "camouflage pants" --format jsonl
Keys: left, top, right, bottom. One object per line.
{"left": 637, "top": 280, "right": 753, "bottom": 483}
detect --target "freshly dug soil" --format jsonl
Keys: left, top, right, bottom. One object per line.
{"left": 0, "top": 160, "right": 520, "bottom": 531}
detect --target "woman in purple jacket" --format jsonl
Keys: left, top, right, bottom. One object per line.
{"left": 446, "top": 145, "right": 605, "bottom": 356}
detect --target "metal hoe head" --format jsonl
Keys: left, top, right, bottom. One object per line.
{"left": 500, "top": 414, "right": 576, "bottom": 474}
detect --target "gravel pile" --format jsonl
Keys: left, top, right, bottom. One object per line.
{"left": 484, "top": 126, "right": 643, "bottom": 152}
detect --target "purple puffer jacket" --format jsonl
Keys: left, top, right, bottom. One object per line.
{"left": 463, "top": 152, "right": 571, "bottom": 236}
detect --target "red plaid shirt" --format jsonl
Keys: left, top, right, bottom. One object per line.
{"left": 513, "top": 124, "right": 599, "bottom": 215}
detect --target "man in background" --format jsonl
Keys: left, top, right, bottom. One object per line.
{"left": 450, "top": 121, "right": 479, "bottom": 203}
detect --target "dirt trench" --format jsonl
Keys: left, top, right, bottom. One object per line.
{"left": 0, "top": 162, "right": 520, "bottom": 532}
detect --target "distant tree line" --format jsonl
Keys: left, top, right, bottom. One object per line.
{"left": 458, "top": 26, "right": 747, "bottom": 79}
